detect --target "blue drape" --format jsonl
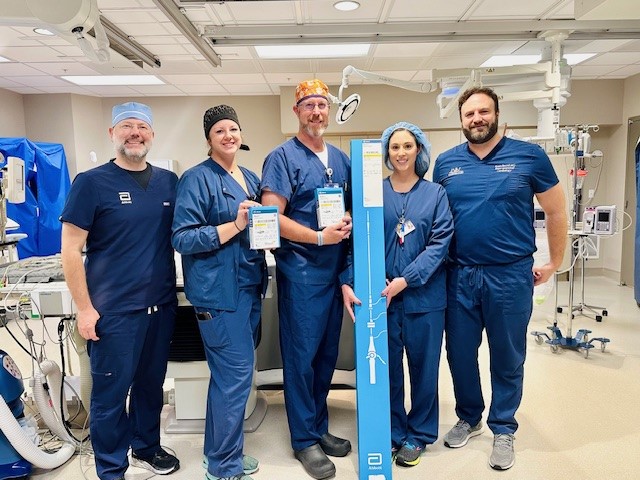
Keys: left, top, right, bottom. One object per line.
{"left": 0, "top": 137, "right": 71, "bottom": 258}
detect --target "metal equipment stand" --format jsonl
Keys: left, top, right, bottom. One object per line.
{"left": 557, "top": 234, "right": 608, "bottom": 321}
{"left": 531, "top": 125, "right": 610, "bottom": 358}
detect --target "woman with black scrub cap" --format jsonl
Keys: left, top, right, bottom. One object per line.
{"left": 172, "top": 105, "right": 266, "bottom": 480}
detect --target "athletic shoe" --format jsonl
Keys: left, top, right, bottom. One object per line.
{"left": 203, "top": 454, "right": 259, "bottom": 474}
{"left": 489, "top": 433, "right": 515, "bottom": 470}
{"left": 443, "top": 419, "right": 484, "bottom": 448}
{"left": 205, "top": 474, "right": 252, "bottom": 480}
{"left": 131, "top": 448, "right": 180, "bottom": 475}
{"left": 395, "top": 442, "right": 423, "bottom": 467}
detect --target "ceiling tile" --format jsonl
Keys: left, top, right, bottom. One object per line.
{"left": 571, "top": 65, "right": 624, "bottom": 77}
{"left": 584, "top": 51, "right": 640, "bottom": 66}
{"left": 386, "top": 0, "right": 471, "bottom": 21}
{"left": 373, "top": 43, "right": 440, "bottom": 58}
{"left": 160, "top": 74, "right": 217, "bottom": 85}
{"left": 211, "top": 73, "right": 266, "bottom": 84}
{"left": 9, "top": 75, "right": 70, "bottom": 87}
{"left": 223, "top": 83, "right": 274, "bottom": 94}
{"left": 174, "top": 84, "right": 228, "bottom": 95}
{"left": 0, "top": 46, "right": 66, "bottom": 63}
{"left": 468, "top": 0, "right": 562, "bottom": 20}
{"left": 601, "top": 64, "right": 640, "bottom": 77}
{"left": 0, "top": 63, "right": 48, "bottom": 76}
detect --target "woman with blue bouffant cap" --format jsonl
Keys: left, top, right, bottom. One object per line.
{"left": 342, "top": 122, "right": 454, "bottom": 468}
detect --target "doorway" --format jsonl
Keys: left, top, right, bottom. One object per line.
{"left": 620, "top": 116, "right": 640, "bottom": 288}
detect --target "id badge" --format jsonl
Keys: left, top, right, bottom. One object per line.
{"left": 316, "top": 187, "right": 345, "bottom": 228}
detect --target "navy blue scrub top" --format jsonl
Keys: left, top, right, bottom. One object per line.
{"left": 433, "top": 136, "right": 559, "bottom": 266}
{"left": 60, "top": 160, "right": 178, "bottom": 314}
{"left": 261, "top": 137, "right": 350, "bottom": 284}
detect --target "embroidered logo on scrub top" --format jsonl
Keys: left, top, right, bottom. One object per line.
{"left": 495, "top": 164, "right": 516, "bottom": 173}
{"left": 448, "top": 167, "right": 464, "bottom": 177}
{"left": 119, "top": 192, "right": 132, "bottom": 204}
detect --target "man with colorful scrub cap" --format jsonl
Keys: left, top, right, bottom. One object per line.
{"left": 261, "top": 79, "right": 353, "bottom": 479}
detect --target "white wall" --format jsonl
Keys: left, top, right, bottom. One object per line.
{"left": 0, "top": 76, "right": 635, "bottom": 275}
{"left": 0, "top": 88, "right": 25, "bottom": 137}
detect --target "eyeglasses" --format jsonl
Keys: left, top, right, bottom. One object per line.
{"left": 117, "top": 122, "right": 150, "bottom": 133}
{"left": 298, "top": 101, "right": 329, "bottom": 112}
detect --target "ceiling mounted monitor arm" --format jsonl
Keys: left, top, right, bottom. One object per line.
{"left": 0, "top": 0, "right": 110, "bottom": 63}
{"left": 74, "top": 14, "right": 110, "bottom": 64}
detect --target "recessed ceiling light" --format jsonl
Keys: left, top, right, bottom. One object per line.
{"left": 256, "top": 44, "right": 369, "bottom": 59}
{"left": 334, "top": 1, "right": 360, "bottom": 11}
{"left": 33, "top": 28, "right": 55, "bottom": 36}
{"left": 61, "top": 75, "right": 164, "bottom": 86}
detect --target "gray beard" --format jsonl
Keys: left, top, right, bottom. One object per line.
{"left": 117, "top": 144, "right": 148, "bottom": 162}
{"left": 304, "top": 123, "right": 327, "bottom": 138}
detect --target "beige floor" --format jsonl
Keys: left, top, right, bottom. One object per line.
{"left": 3, "top": 275, "right": 639, "bottom": 480}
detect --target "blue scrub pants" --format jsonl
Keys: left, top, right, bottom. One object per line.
{"left": 276, "top": 271, "right": 343, "bottom": 451}
{"left": 88, "top": 301, "right": 176, "bottom": 480}
{"left": 196, "top": 286, "right": 261, "bottom": 478}
{"left": 445, "top": 257, "right": 534, "bottom": 435}
{"left": 387, "top": 302, "right": 444, "bottom": 449}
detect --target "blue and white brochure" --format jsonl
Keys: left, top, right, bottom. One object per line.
{"left": 248, "top": 206, "right": 280, "bottom": 250}
{"left": 315, "top": 187, "right": 345, "bottom": 228}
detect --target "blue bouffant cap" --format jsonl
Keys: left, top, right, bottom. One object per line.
{"left": 112, "top": 101, "right": 153, "bottom": 127}
{"left": 381, "top": 121, "right": 431, "bottom": 177}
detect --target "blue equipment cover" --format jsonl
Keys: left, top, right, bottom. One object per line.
{"left": 0, "top": 137, "right": 71, "bottom": 258}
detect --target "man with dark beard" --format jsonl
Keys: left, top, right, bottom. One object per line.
{"left": 433, "top": 87, "right": 567, "bottom": 471}
{"left": 60, "top": 102, "right": 179, "bottom": 480}
{"left": 261, "top": 79, "right": 353, "bottom": 479}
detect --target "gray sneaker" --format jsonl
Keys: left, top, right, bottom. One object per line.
{"left": 443, "top": 419, "right": 484, "bottom": 448}
{"left": 489, "top": 433, "right": 515, "bottom": 470}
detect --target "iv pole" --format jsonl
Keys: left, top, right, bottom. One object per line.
{"left": 531, "top": 125, "right": 610, "bottom": 357}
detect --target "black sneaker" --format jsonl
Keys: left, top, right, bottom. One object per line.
{"left": 131, "top": 448, "right": 180, "bottom": 475}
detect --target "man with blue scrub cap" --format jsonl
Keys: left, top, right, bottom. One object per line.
{"left": 343, "top": 121, "right": 454, "bottom": 467}
{"left": 433, "top": 87, "right": 567, "bottom": 471}
{"left": 61, "top": 101, "right": 180, "bottom": 480}
{"left": 261, "top": 79, "right": 353, "bottom": 480}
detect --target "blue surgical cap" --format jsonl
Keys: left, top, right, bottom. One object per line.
{"left": 381, "top": 121, "right": 431, "bottom": 177}
{"left": 112, "top": 101, "right": 153, "bottom": 127}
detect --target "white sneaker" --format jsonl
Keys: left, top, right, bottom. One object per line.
{"left": 443, "top": 419, "right": 484, "bottom": 448}
{"left": 489, "top": 433, "right": 515, "bottom": 470}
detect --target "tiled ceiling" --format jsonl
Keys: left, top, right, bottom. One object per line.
{"left": 1, "top": 0, "right": 640, "bottom": 97}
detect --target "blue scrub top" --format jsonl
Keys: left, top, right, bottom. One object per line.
{"left": 433, "top": 136, "right": 559, "bottom": 266}
{"left": 383, "top": 177, "right": 454, "bottom": 313}
{"left": 261, "top": 137, "right": 351, "bottom": 284}
{"left": 60, "top": 161, "right": 178, "bottom": 314}
{"left": 172, "top": 159, "right": 266, "bottom": 310}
